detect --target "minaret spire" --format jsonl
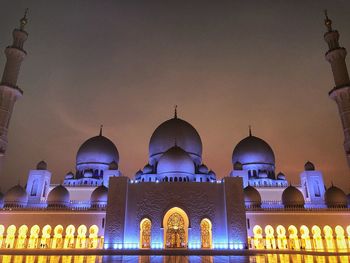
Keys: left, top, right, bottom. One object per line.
{"left": 0, "top": 10, "right": 29, "bottom": 161}
{"left": 324, "top": 12, "right": 350, "bottom": 168}
{"left": 249, "top": 125, "right": 252, "bottom": 136}
{"left": 324, "top": 10, "right": 332, "bottom": 32}
{"left": 99, "top": 125, "right": 103, "bottom": 136}
{"left": 174, "top": 105, "right": 178, "bottom": 119}
{"left": 20, "top": 8, "right": 29, "bottom": 31}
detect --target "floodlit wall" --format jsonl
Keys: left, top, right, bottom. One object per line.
{"left": 104, "top": 176, "right": 247, "bottom": 249}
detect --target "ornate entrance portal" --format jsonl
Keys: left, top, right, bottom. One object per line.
{"left": 163, "top": 207, "right": 189, "bottom": 248}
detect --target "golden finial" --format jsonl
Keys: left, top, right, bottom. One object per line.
{"left": 249, "top": 125, "right": 252, "bottom": 136}
{"left": 99, "top": 124, "right": 103, "bottom": 136}
{"left": 324, "top": 9, "right": 332, "bottom": 32}
{"left": 20, "top": 8, "right": 29, "bottom": 30}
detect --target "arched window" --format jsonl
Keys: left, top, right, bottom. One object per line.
{"left": 140, "top": 218, "right": 151, "bottom": 248}
{"left": 179, "top": 177, "right": 182, "bottom": 182}
{"left": 313, "top": 181, "right": 321, "bottom": 197}
{"left": 43, "top": 181, "right": 48, "bottom": 197}
{"left": 170, "top": 178, "right": 173, "bottom": 182}
{"left": 31, "top": 179, "right": 39, "bottom": 196}
{"left": 288, "top": 225, "right": 300, "bottom": 250}
{"left": 174, "top": 177, "right": 178, "bottom": 182}
{"left": 89, "top": 225, "right": 99, "bottom": 249}
{"left": 300, "top": 225, "right": 312, "bottom": 250}
{"left": 200, "top": 219, "right": 212, "bottom": 248}
{"left": 335, "top": 225, "right": 347, "bottom": 250}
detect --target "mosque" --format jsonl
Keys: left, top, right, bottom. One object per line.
{"left": 0, "top": 11, "right": 350, "bottom": 252}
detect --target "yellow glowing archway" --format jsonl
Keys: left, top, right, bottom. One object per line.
{"left": 288, "top": 225, "right": 300, "bottom": 250}
{"left": 335, "top": 225, "right": 347, "bottom": 250}
{"left": 200, "top": 218, "right": 212, "bottom": 248}
{"left": 88, "top": 225, "right": 99, "bottom": 249}
{"left": 276, "top": 225, "right": 287, "bottom": 249}
{"left": 16, "top": 225, "right": 28, "bottom": 248}
{"left": 253, "top": 225, "right": 263, "bottom": 249}
{"left": 140, "top": 218, "right": 151, "bottom": 248}
{"left": 300, "top": 225, "right": 312, "bottom": 250}
{"left": 40, "top": 224, "right": 52, "bottom": 248}
{"left": 312, "top": 225, "right": 323, "bottom": 251}
{"left": 63, "top": 225, "right": 75, "bottom": 248}
{"left": 323, "top": 225, "right": 335, "bottom": 251}
{"left": 163, "top": 207, "right": 189, "bottom": 248}
{"left": 51, "top": 225, "right": 64, "bottom": 249}
{"left": 76, "top": 225, "right": 87, "bottom": 248}
{"left": 264, "top": 225, "right": 276, "bottom": 249}
{"left": 5, "top": 225, "right": 16, "bottom": 248}
{"left": 0, "top": 225, "right": 4, "bottom": 248}
{"left": 28, "top": 225, "right": 40, "bottom": 249}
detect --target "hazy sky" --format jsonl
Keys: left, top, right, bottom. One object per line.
{"left": 1, "top": 1, "right": 350, "bottom": 192}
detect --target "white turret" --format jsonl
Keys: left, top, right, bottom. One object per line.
{"left": 0, "top": 9, "right": 29, "bottom": 157}
{"left": 324, "top": 11, "right": 350, "bottom": 167}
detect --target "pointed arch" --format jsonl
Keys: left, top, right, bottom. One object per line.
{"left": 140, "top": 218, "right": 151, "bottom": 248}
{"left": 163, "top": 207, "right": 189, "bottom": 248}
{"left": 200, "top": 218, "right": 212, "bottom": 248}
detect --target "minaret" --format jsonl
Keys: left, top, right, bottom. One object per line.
{"left": 0, "top": 9, "right": 29, "bottom": 157}
{"left": 324, "top": 11, "right": 350, "bottom": 167}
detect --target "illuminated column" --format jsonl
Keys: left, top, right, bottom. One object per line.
{"left": 324, "top": 11, "right": 350, "bottom": 167}
{"left": 0, "top": 10, "right": 28, "bottom": 168}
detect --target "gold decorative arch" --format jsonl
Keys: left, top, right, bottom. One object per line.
{"left": 163, "top": 207, "right": 189, "bottom": 248}
{"left": 140, "top": 218, "right": 151, "bottom": 248}
{"left": 200, "top": 218, "right": 212, "bottom": 248}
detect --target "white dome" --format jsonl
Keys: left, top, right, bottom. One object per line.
{"left": 325, "top": 186, "right": 347, "bottom": 208}
{"left": 232, "top": 135, "right": 275, "bottom": 166}
{"left": 282, "top": 186, "right": 305, "bottom": 208}
{"left": 157, "top": 146, "right": 195, "bottom": 175}
{"left": 4, "top": 185, "right": 28, "bottom": 207}
{"left": 149, "top": 117, "right": 202, "bottom": 165}
{"left": 76, "top": 134, "right": 119, "bottom": 171}
{"left": 91, "top": 185, "right": 108, "bottom": 205}
{"left": 47, "top": 185, "right": 70, "bottom": 207}
{"left": 198, "top": 164, "right": 209, "bottom": 174}
{"left": 36, "top": 160, "right": 47, "bottom": 170}
{"left": 244, "top": 186, "right": 261, "bottom": 208}
{"left": 143, "top": 164, "right": 153, "bottom": 174}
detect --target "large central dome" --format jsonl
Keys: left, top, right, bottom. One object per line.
{"left": 149, "top": 117, "right": 202, "bottom": 165}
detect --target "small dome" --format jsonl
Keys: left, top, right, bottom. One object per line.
{"left": 143, "top": 164, "right": 153, "bottom": 174}
{"left": 109, "top": 161, "right": 118, "bottom": 170}
{"left": 244, "top": 186, "right": 261, "bottom": 208}
{"left": 65, "top": 171, "right": 74, "bottom": 179}
{"left": 4, "top": 185, "right": 28, "bottom": 207}
{"left": 76, "top": 134, "right": 119, "bottom": 170}
{"left": 198, "top": 164, "right": 209, "bottom": 174}
{"left": 157, "top": 146, "right": 195, "bottom": 175}
{"left": 91, "top": 185, "right": 108, "bottom": 205}
{"left": 36, "top": 160, "right": 47, "bottom": 170}
{"left": 258, "top": 171, "right": 268, "bottom": 178}
{"left": 47, "top": 185, "right": 70, "bottom": 207}
{"left": 149, "top": 117, "right": 202, "bottom": 165}
{"left": 232, "top": 135, "right": 275, "bottom": 166}
{"left": 325, "top": 186, "right": 347, "bottom": 208}
{"left": 233, "top": 161, "right": 243, "bottom": 170}
{"left": 282, "top": 186, "right": 305, "bottom": 208}
{"left": 304, "top": 161, "right": 315, "bottom": 171}
{"left": 277, "top": 172, "right": 286, "bottom": 180}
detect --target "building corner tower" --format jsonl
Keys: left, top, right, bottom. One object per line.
{"left": 0, "top": 10, "right": 29, "bottom": 158}
{"left": 324, "top": 11, "right": 350, "bottom": 167}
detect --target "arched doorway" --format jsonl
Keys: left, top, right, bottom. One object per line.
{"left": 163, "top": 207, "right": 189, "bottom": 248}
{"left": 200, "top": 219, "right": 212, "bottom": 248}
{"left": 140, "top": 218, "right": 151, "bottom": 248}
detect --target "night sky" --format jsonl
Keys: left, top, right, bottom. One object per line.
{"left": 1, "top": 1, "right": 350, "bottom": 192}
